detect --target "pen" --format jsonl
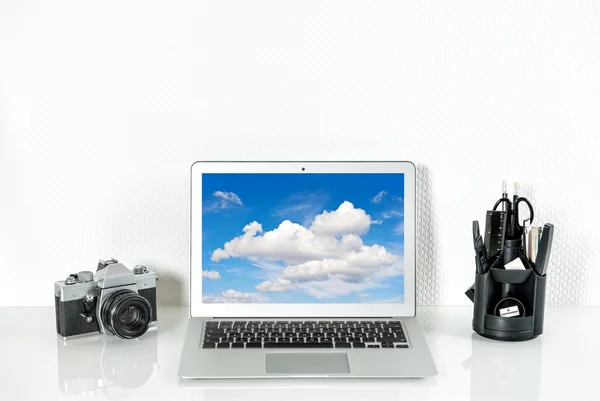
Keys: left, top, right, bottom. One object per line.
{"left": 511, "top": 182, "right": 520, "bottom": 237}
{"left": 501, "top": 181, "right": 507, "bottom": 212}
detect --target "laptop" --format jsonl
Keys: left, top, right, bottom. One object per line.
{"left": 178, "top": 161, "right": 437, "bottom": 378}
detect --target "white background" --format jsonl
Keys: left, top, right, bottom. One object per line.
{"left": 1, "top": 0, "right": 599, "bottom": 307}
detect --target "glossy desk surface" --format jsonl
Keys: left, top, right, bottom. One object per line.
{"left": 1, "top": 306, "right": 596, "bottom": 400}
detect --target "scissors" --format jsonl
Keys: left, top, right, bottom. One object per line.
{"left": 492, "top": 182, "right": 534, "bottom": 238}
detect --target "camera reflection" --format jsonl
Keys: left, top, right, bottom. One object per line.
{"left": 56, "top": 330, "right": 158, "bottom": 398}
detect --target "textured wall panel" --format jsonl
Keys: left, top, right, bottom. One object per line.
{"left": 1, "top": 1, "right": 599, "bottom": 306}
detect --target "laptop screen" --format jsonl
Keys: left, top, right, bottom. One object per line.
{"left": 201, "top": 173, "right": 404, "bottom": 304}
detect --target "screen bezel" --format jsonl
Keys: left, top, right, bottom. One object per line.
{"left": 190, "top": 161, "right": 416, "bottom": 318}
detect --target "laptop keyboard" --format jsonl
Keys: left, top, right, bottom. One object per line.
{"left": 202, "top": 320, "right": 409, "bottom": 349}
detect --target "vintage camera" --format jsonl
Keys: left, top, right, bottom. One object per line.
{"left": 55, "top": 259, "right": 157, "bottom": 340}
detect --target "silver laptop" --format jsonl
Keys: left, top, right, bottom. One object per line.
{"left": 178, "top": 161, "right": 437, "bottom": 378}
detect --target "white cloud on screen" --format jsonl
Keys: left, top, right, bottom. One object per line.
{"left": 214, "top": 191, "right": 243, "bottom": 206}
{"left": 202, "top": 289, "right": 270, "bottom": 303}
{"left": 255, "top": 278, "right": 296, "bottom": 292}
{"left": 381, "top": 210, "right": 403, "bottom": 219}
{"left": 283, "top": 245, "right": 396, "bottom": 282}
{"left": 370, "top": 190, "right": 387, "bottom": 203}
{"left": 211, "top": 220, "right": 341, "bottom": 263}
{"left": 309, "top": 201, "right": 371, "bottom": 236}
{"left": 208, "top": 201, "right": 404, "bottom": 301}
{"left": 204, "top": 190, "right": 243, "bottom": 212}
{"left": 202, "top": 270, "right": 221, "bottom": 280}
{"left": 222, "top": 289, "right": 250, "bottom": 298}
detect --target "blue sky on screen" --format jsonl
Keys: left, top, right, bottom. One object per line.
{"left": 201, "top": 173, "right": 404, "bottom": 304}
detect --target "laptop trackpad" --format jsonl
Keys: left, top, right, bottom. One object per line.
{"left": 266, "top": 353, "right": 350, "bottom": 374}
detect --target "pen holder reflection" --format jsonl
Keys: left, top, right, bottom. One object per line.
{"left": 56, "top": 330, "right": 158, "bottom": 399}
{"left": 463, "top": 333, "right": 542, "bottom": 401}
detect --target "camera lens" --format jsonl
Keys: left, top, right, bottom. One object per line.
{"left": 101, "top": 290, "right": 152, "bottom": 339}
{"left": 118, "top": 305, "right": 140, "bottom": 326}
{"left": 302, "top": 167, "right": 305, "bottom": 171}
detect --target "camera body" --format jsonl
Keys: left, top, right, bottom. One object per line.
{"left": 55, "top": 259, "right": 157, "bottom": 340}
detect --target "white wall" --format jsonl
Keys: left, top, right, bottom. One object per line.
{"left": 1, "top": 0, "right": 599, "bottom": 307}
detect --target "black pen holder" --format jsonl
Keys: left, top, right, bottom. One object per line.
{"left": 471, "top": 266, "right": 546, "bottom": 341}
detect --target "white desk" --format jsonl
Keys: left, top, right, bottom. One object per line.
{"left": 1, "top": 306, "right": 596, "bottom": 400}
